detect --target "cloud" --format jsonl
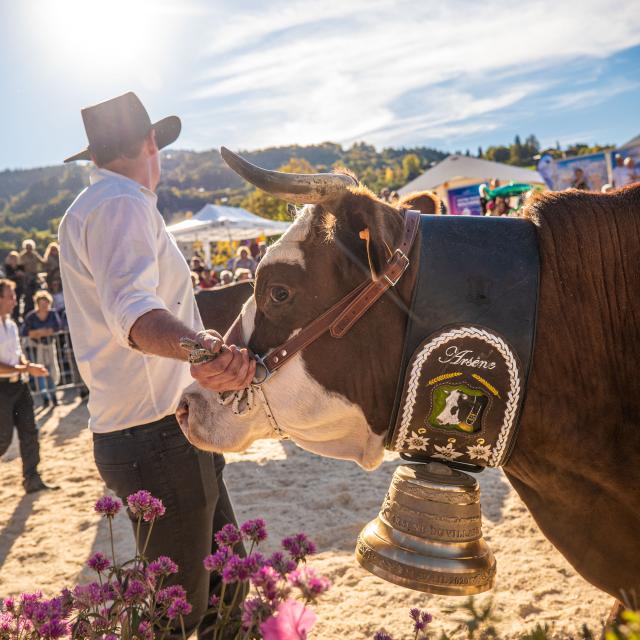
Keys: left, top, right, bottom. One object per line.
{"left": 179, "top": 0, "right": 640, "bottom": 150}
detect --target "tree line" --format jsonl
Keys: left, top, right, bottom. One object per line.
{"left": 0, "top": 135, "right": 612, "bottom": 258}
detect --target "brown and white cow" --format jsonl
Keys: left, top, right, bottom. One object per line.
{"left": 177, "top": 149, "right": 640, "bottom": 604}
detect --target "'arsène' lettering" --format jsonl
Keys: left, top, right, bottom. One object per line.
{"left": 438, "top": 346, "right": 496, "bottom": 370}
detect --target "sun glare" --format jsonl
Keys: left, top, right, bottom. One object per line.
{"left": 30, "top": 0, "right": 165, "bottom": 82}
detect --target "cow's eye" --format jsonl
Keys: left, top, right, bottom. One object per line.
{"left": 270, "top": 286, "right": 290, "bottom": 303}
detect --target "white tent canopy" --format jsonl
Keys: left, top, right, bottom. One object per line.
{"left": 399, "top": 155, "right": 545, "bottom": 195}
{"left": 167, "top": 204, "right": 290, "bottom": 243}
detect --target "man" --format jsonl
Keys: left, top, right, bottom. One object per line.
{"left": 612, "top": 153, "right": 632, "bottom": 188}
{"left": 570, "top": 167, "right": 589, "bottom": 190}
{"left": 59, "top": 92, "right": 255, "bottom": 639}
{"left": 0, "top": 279, "right": 51, "bottom": 493}
{"left": 18, "top": 239, "right": 45, "bottom": 316}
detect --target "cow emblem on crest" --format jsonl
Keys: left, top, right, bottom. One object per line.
{"left": 390, "top": 326, "right": 523, "bottom": 467}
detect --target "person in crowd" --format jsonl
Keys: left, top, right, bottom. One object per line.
{"left": 50, "top": 279, "right": 66, "bottom": 316}
{"left": 379, "top": 187, "right": 391, "bottom": 202}
{"left": 43, "top": 242, "right": 61, "bottom": 286}
{"left": 199, "top": 268, "right": 218, "bottom": 290}
{"left": 256, "top": 242, "right": 267, "bottom": 265}
{"left": 234, "top": 267, "right": 253, "bottom": 283}
{"left": 18, "top": 240, "right": 45, "bottom": 316}
{"left": 571, "top": 167, "right": 589, "bottom": 190}
{"left": 612, "top": 154, "right": 632, "bottom": 187}
{"left": 231, "top": 246, "right": 256, "bottom": 275}
{"left": 218, "top": 269, "right": 234, "bottom": 286}
{"left": 3, "top": 251, "right": 25, "bottom": 322}
{"left": 249, "top": 239, "right": 260, "bottom": 259}
{"left": 489, "top": 178, "right": 501, "bottom": 189}
{"left": 623, "top": 156, "right": 638, "bottom": 184}
{"left": 59, "top": 92, "right": 254, "bottom": 639}
{"left": 190, "top": 271, "right": 200, "bottom": 292}
{"left": 190, "top": 255, "right": 205, "bottom": 276}
{"left": 22, "top": 290, "right": 61, "bottom": 408}
{"left": 0, "top": 279, "right": 52, "bottom": 493}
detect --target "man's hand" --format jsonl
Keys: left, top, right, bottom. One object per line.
{"left": 190, "top": 344, "right": 256, "bottom": 392}
{"left": 27, "top": 363, "right": 49, "bottom": 377}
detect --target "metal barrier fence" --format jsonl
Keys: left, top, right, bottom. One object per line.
{"left": 21, "top": 330, "right": 85, "bottom": 400}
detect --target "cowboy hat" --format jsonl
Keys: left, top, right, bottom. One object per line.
{"left": 64, "top": 91, "right": 181, "bottom": 163}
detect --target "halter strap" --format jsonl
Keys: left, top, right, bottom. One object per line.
{"left": 262, "top": 209, "right": 420, "bottom": 374}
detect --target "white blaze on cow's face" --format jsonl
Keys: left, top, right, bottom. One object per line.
{"left": 177, "top": 206, "right": 386, "bottom": 470}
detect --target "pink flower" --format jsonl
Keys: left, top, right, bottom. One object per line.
{"left": 281, "top": 534, "right": 316, "bottom": 562}
{"left": 288, "top": 567, "right": 331, "bottom": 601}
{"left": 123, "top": 579, "right": 147, "bottom": 604}
{"left": 87, "top": 552, "right": 111, "bottom": 573}
{"left": 203, "top": 547, "right": 232, "bottom": 573}
{"left": 214, "top": 523, "right": 241, "bottom": 548}
{"left": 167, "top": 598, "right": 192, "bottom": 620}
{"left": 240, "top": 518, "right": 268, "bottom": 544}
{"left": 126, "top": 490, "right": 166, "bottom": 521}
{"left": 94, "top": 496, "right": 122, "bottom": 517}
{"left": 157, "top": 585, "right": 187, "bottom": 605}
{"left": 221, "top": 554, "right": 249, "bottom": 583}
{"left": 259, "top": 599, "right": 316, "bottom": 640}
{"left": 146, "top": 555, "right": 178, "bottom": 578}
{"left": 267, "top": 552, "right": 297, "bottom": 576}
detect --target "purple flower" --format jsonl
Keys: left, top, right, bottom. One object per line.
{"left": 73, "top": 583, "right": 104, "bottom": 609}
{"left": 203, "top": 546, "right": 232, "bottom": 573}
{"left": 208, "top": 595, "right": 220, "bottom": 608}
{"left": 147, "top": 555, "right": 178, "bottom": 578}
{"left": 288, "top": 567, "right": 331, "bottom": 601}
{"left": 37, "top": 618, "right": 69, "bottom": 639}
{"left": 243, "top": 551, "right": 266, "bottom": 576}
{"left": 221, "top": 554, "right": 249, "bottom": 583}
{"left": 94, "top": 495, "right": 122, "bottom": 517}
{"left": 157, "top": 585, "right": 187, "bottom": 605}
{"left": 2, "top": 597, "right": 15, "bottom": 611}
{"left": 124, "top": 579, "right": 147, "bottom": 604}
{"left": 409, "top": 608, "right": 432, "bottom": 632}
{"left": 250, "top": 566, "right": 280, "bottom": 602}
{"left": 87, "top": 552, "right": 111, "bottom": 573}
{"left": 214, "top": 523, "right": 242, "bottom": 548}
{"left": 267, "top": 551, "right": 297, "bottom": 576}
{"left": 0, "top": 612, "right": 13, "bottom": 633}
{"left": 138, "top": 620, "right": 154, "bottom": 640}
{"left": 241, "top": 596, "right": 274, "bottom": 630}
{"left": 167, "top": 598, "right": 192, "bottom": 620}
{"left": 373, "top": 632, "right": 393, "bottom": 640}
{"left": 126, "top": 490, "right": 166, "bottom": 521}
{"left": 240, "top": 518, "right": 268, "bottom": 544}
{"left": 282, "top": 533, "right": 316, "bottom": 561}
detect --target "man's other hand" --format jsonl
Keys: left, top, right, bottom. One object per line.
{"left": 190, "top": 344, "right": 256, "bottom": 392}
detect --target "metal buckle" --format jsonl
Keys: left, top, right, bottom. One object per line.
{"left": 383, "top": 250, "right": 410, "bottom": 287}
{"left": 251, "top": 355, "right": 272, "bottom": 386}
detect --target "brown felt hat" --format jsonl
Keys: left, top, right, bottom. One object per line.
{"left": 64, "top": 91, "right": 181, "bottom": 163}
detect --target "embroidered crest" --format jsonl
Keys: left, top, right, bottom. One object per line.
{"left": 390, "top": 326, "right": 523, "bottom": 467}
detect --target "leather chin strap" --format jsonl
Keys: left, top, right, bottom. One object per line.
{"left": 261, "top": 209, "right": 421, "bottom": 374}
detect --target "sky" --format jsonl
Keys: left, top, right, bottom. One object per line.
{"left": 0, "top": 0, "right": 639, "bottom": 171}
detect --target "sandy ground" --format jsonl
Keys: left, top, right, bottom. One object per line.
{"left": 0, "top": 396, "right": 612, "bottom": 638}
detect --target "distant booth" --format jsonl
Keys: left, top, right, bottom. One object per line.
{"left": 167, "top": 204, "right": 290, "bottom": 266}
{"left": 398, "top": 155, "right": 545, "bottom": 215}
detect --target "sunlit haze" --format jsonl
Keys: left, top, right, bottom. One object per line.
{"left": 1, "top": 0, "right": 639, "bottom": 169}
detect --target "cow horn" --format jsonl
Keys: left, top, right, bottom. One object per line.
{"left": 220, "top": 147, "right": 357, "bottom": 204}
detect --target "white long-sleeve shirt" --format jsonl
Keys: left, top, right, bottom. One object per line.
{"left": 59, "top": 168, "right": 203, "bottom": 432}
{"left": 0, "top": 316, "right": 23, "bottom": 378}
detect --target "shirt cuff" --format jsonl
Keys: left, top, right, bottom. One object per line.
{"left": 117, "top": 297, "right": 170, "bottom": 350}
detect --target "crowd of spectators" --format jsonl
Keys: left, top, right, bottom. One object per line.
{"left": 189, "top": 240, "right": 267, "bottom": 293}
{"left": 0, "top": 239, "right": 79, "bottom": 407}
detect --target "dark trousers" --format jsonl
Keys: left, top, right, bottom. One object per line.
{"left": 0, "top": 380, "right": 40, "bottom": 479}
{"left": 93, "top": 415, "right": 241, "bottom": 639}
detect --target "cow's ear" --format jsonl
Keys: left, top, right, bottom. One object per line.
{"left": 323, "top": 189, "right": 405, "bottom": 278}
{"left": 399, "top": 190, "right": 440, "bottom": 215}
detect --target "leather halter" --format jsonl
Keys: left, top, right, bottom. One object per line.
{"left": 256, "top": 209, "right": 421, "bottom": 379}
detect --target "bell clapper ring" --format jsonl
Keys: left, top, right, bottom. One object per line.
{"left": 251, "top": 354, "right": 271, "bottom": 386}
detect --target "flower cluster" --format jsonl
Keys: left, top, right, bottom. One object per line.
{"left": 0, "top": 495, "right": 332, "bottom": 640}
{"left": 373, "top": 607, "right": 433, "bottom": 640}
{"left": 202, "top": 521, "right": 329, "bottom": 640}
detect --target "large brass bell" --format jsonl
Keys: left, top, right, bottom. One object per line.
{"left": 356, "top": 462, "right": 496, "bottom": 595}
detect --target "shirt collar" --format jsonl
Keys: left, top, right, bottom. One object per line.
{"left": 90, "top": 168, "right": 158, "bottom": 203}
